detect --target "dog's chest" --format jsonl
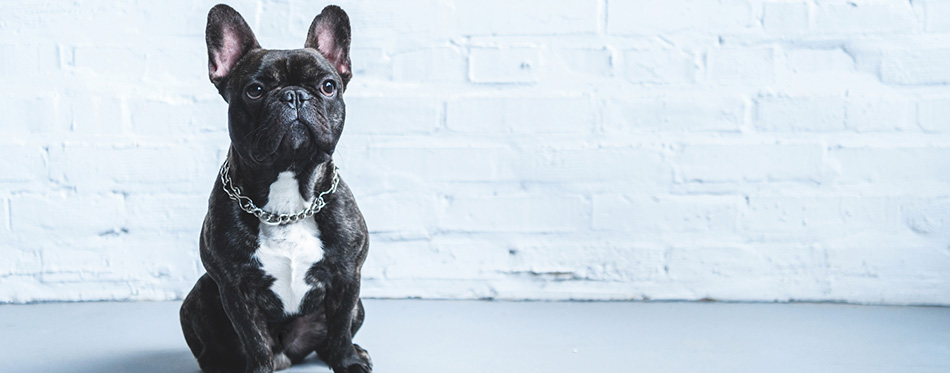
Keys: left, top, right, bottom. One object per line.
{"left": 255, "top": 171, "right": 325, "bottom": 315}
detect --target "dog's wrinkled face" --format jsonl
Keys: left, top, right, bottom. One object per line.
{"left": 226, "top": 49, "right": 344, "bottom": 164}
{"left": 206, "top": 5, "right": 352, "bottom": 166}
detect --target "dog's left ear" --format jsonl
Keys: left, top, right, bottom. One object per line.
{"left": 305, "top": 5, "right": 352, "bottom": 88}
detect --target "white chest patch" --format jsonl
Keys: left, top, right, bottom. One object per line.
{"left": 256, "top": 171, "right": 325, "bottom": 315}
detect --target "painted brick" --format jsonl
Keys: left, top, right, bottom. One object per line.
{"left": 507, "top": 241, "right": 667, "bottom": 282}
{"left": 469, "top": 47, "right": 541, "bottom": 84}
{"left": 257, "top": 0, "right": 292, "bottom": 40}
{"left": 708, "top": 47, "right": 775, "bottom": 85}
{"left": 145, "top": 43, "right": 205, "bottom": 85}
{"left": 762, "top": 1, "right": 809, "bottom": 34}
{"left": 813, "top": 1, "right": 918, "bottom": 34}
{"left": 0, "top": 276, "right": 57, "bottom": 304}
{"left": 130, "top": 2, "right": 207, "bottom": 38}
{"left": 71, "top": 95, "right": 124, "bottom": 134}
{"left": 592, "top": 195, "right": 738, "bottom": 234}
{"left": 666, "top": 244, "right": 829, "bottom": 300}
{"left": 350, "top": 48, "right": 393, "bottom": 81}
{"left": 1, "top": 96, "right": 65, "bottom": 134}
{"left": 11, "top": 192, "right": 125, "bottom": 234}
{"left": 292, "top": 0, "right": 456, "bottom": 43}
{"left": 345, "top": 97, "right": 441, "bottom": 135}
{"left": 457, "top": 0, "right": 598, "bottom": 35}
{"left": 351, "top": 145, "right": 515, "bottom": 183}
{"left": 607, "top": 0, "right": 754, "bottom": 35}
{"left": 73, "top": 46, "right": 147, "bottom": 78}
{"left": 392, "top": 47, "right": 466, "bottom": 83}
{"left": 552, "top": 48, "right": 613, "bottom": 78}
{"left": 520, "top": 147, "right": 671, "bottom": 185}
{"left": 667, "top": 245, "right": 766, "bottom": 282}
{"left": 128, "top": 98, "right": 226, "bottom": 135}
{"left": 0, "top": 198, "right": 8, "bottom": 232}
{"left": 924, "top": 0, "right": 950, "bottom": 33}
{"left": 105, "top": 232, "right": 201, "bottom": 281}
{"left": 606, "top": 96, "right": 745, "bottom": 133}
{"left": 48, "top": 145, "right": 213, "bottom": 192}
{"left": 125, "top": 193, "right": 207, "bottom": 233}
{"left": 40, "top": 246, "right": 118, "bottom": 280}
{"left": 755, "top": 97, "right": 847, "bottom": 132}
{"left": 844, "top": 98, "right": 916, "bottom": 132}
{"left": 447, "top": 96, "right": 594, "bottom": 134}
{"left": 825, "top": 239, "right": 950, "bottom": 282}
{"left": 739, "top": 196, "right": 899, "bottom": 239}
{"left": 623, "top": 50, "right": 696, "bottom": 84}
{"left": 830, "top": 147, "right": 950, "bottom": 184}
{"left": 0, "top": 2, "right": 83, "bottom": 39}
{"left": 364, "top": 241, "right": 442, "bottom": 280}
{"left": 0, "top": 144, "right": 46, "bottom": 182}
{"left": 371, "top": 240, "right": 510, "bottom": 280}
{"left": 881, "top": 48, "right": 950, "bottom": 85}
{"left": 918, "top": 98, "right": 950, "bottom": 133}
{"left": 902, "top": 197, "right": 950, "bottom": 237}
{"left": 676, "top": 144, "right": 822, "bottom": 183}
{"left": 826, "top": 276, "right": 950, "bottom": 306}
{"left": 0, "top": 43, "right": 60, "bottom": 83}
{"left": 785, "top": 48, "right": 856, "bottom": 74}
{"left": 359, "top": 193, "right": 435, "bottom": 236}
{"left": 0, "top": 246, "right": 41, "bottom": 277}
{"left": 439, "top": 195, "right": 587, "bottom": 233}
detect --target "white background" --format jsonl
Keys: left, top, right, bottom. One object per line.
{"left": 1, "top": 0, "right": 949, "bottom": 305}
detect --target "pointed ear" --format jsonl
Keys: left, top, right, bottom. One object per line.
{"left": 206, "top": 4, "right": 260, "bottom": 95}
{"left": 305, "top": 5, "right": 352, "bottom": 87}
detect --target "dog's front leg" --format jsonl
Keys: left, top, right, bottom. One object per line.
{"left": 319, "top": 274, "right": 370, "bottom": 373}
{"left": 219, "top": 286, "right": 274, "bottom": 373}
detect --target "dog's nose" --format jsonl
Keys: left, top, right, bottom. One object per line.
{"left": 279, "top": 88, "right": 312, "bottom": 106}
{"left": 281, "top": 90, "right": 295, "bottom": 103}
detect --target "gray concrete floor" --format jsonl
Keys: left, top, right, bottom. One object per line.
{"left": 0, "top": 300, "right": 947, "bottom": 372}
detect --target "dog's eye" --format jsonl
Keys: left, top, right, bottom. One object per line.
{"left": 245, "top": 84, "right": 264, "bottom": 99}
{"left": 320, "top": 80, "right": 337, "bottom": 96}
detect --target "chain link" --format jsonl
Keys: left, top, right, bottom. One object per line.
{"left": 219, "top": 158, "right": 340, "bottom": 225}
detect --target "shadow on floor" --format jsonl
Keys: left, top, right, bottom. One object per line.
{"left": 78, "top": 349, "right": 334, "bottom": 373}
{"left": 81, "top": 349, "right": 199, "bottom": 373}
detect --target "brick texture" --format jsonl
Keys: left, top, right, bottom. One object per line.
{"left": 1, "top": 0, "right": 948, "bottom": 305}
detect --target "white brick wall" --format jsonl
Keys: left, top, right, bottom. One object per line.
{"left": 2, "top": 0, "right": 949, "bottom": 305}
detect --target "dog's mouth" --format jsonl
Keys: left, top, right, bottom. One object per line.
{"left": 246, "top": 117, "right": 332, "bottom": 165}
{"left": 236, "top": 90, "right": 338, "bottom": 165}
{"left": 284, "top": 120, "right": 312, "bottom": 149}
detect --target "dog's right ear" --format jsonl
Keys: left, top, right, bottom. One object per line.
{"left": 206, "top": 4, "right": 260, "bottom": 97}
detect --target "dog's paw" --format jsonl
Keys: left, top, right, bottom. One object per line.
{"left": 353, "top": 344, "right": 372, "bottom": 369}
{"left": 274, "top": 352, "right": 292, "bottom": 371}
{"left": 331, "top": 362, "right": 371, "bottom": 373}
{"left": 331, "top": 350, "right": 371, "bottom": 373}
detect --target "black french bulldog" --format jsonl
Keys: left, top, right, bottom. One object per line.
{"left": 180, "top": 4, "right": 371, "bottom": 373}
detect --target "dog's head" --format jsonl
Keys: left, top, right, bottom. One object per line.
{"left": 205, "top": 4, "right": 351, "bottom": 166}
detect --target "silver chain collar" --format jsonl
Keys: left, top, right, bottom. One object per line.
{"left": 219, "top": 158, "right": 340, "bottom": 226}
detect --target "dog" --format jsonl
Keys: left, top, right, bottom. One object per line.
{"left": 180, "top": 4, "right": 371, "bottom": 373}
